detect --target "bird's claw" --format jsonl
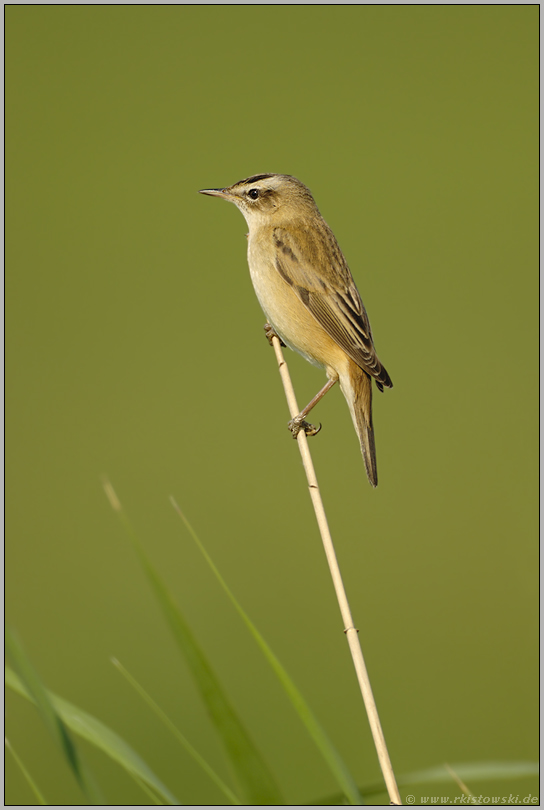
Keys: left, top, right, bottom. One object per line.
{"left": 264, "top": 323, "right": 286, "bottom": 347}
{"left": 287, "top": 417, "right": 322, "bottom": 439}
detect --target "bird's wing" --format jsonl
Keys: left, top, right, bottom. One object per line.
{"left": 272, "top": 226, "right": 392, "bottom": 389}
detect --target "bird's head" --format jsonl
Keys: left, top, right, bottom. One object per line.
{"left": 199, "top": 173, "right": 319, "bottom": 229}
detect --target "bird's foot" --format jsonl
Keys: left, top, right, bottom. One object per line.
{"left": 287, "top": 416, "right": 322, "bottom": 439}
{"left": 264, "top": 323, "right": 286, "bottom": 347}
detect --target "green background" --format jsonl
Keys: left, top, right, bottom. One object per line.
{"left": 6, "top": 6, "right": 538, "bottom": 805}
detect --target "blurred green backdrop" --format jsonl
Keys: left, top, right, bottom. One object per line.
{"left": 6, "top": 6, "right": 538, "bottom": 806}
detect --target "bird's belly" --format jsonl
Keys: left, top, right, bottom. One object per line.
{"left": 248, "top": 251, "right": 347, "bottom": 378}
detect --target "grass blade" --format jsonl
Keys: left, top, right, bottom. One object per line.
{"left": 6, "top": 628, "right": 105, "bottom": 805}
{"left": 171, "top": 497, "right": 364, "bottom": 806}
{"left": 311, "top": 760, "right": 541, "bottom": 804}
{"left": 130, "top": 774, "right": 166, "bottom": 805}
{"left": 104, "top": 479, "right": 283, "bottom": 806}
{"left": 5, "top": 665, "right": 180, "bottom": 806}
{"left": 112, "top": 658, "right": 242, "bottom": 805}
{"left": 397, "top": 760, "right": 540, "bottom": 786}
{"left": 5, "top": 737, "right": 48, "bottom": 805}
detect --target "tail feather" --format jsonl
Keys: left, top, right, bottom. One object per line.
{"left": 340, "top": 365, "right": 378, "bottom": 487}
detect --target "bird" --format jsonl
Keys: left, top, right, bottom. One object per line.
{"left": 199, "top": 174, "right": 392, "bottom": 487}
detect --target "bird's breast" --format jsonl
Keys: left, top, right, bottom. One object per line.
{"left": 246, "top": 234, "right": 349, "bottom": 379}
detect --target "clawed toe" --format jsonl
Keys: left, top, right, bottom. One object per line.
{"left": 264, "top": 323, "right": 286, "bottom": 347}
{"left": 287, "top": 417, "right": 322, "bottom": 439}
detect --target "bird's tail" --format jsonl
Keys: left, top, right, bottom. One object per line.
{"left": 340, "top": 364, "right": 378, "bottom": 487}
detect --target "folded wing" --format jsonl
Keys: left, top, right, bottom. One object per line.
{"left": 273, "top": 226, "right": 392, "bottom": 390}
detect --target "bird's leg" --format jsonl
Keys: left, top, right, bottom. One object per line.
{"left": 263, "top": 322, "right": 336, "bottom": 439}
{"left": 288, "top": 378, "right": 337, "bottom": 439}
{"left": 263, "top": 322, "right": 286, "bottom": 347}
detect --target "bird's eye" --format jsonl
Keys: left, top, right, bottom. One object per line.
{"left": 248, "top": 188, "right": 260, "bottom": 200}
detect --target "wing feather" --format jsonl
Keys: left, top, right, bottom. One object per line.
{"left": 272, "top": 226, "right": 392, "bottom": 389}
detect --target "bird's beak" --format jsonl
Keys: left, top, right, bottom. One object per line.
{"left": 198, "top": 187, "right": 229, "bottom": 198}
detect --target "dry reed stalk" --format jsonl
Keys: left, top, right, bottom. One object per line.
{"left": 269, "top": 334, "right": 402, "bottom": 807}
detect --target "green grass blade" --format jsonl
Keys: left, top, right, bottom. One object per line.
{"left": 5, "top": 738, "right": 48, "bottom": 805}
{"left": 6, "top": 628, "right": 105, "bottom": 805}
{"left": 171, "top": 498, "right": 364, "bottom": 807}
{"left": 112, "top": 657, "right": 242, "bottom": 805}
{"left": 130, "top": 774, "right": 166, "bottom": 805}
{"left": 397, "top": 760, "right": 540, "bottom": 786}
{"left": 310, "top": 760, "right": 541, "bottom": 804}
{"left": 5, "top": 666, "right": 180, "bottom": 806}
{"left": 104, "top": 479, "right": 283, "bottom": 806}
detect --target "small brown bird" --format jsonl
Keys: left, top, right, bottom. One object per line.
{"left": 199, "top": 174, "right": 392, "bottom": 487}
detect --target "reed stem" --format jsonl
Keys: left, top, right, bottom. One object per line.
{"left": 270, "top": 335, "right": 402, "bottom": 807}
